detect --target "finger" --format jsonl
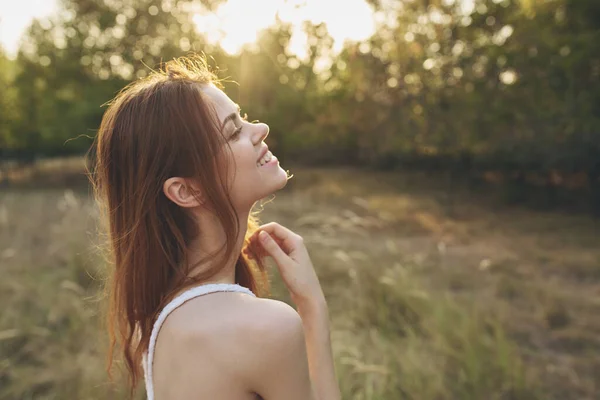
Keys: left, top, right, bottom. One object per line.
{"left": 258, "top": 231, "right": 292, "bottom": 268}
{"left": 246, "top": 238, "right": 270, "bottom": 260}
{"left": 253, "top": 235, "right": 285, "bottom": 251}
{"left": 243, "top": 248, "right": 255, "bottom": 260}
{"left": 256, "top": 223, "right": 301, "bottom": 254}
{"left": 244, "top": 243, "right": 259, "bottom": 259}
{"left": 248, "top": 231, "right": 285, "bottom": 253}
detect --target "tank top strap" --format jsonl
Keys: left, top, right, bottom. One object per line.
{"left": 142, "top": 283, "right": 256, "bottom": 400}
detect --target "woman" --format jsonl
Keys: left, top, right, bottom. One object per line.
{"left": 89, "top": 55, "right": 341, "bottom": 399}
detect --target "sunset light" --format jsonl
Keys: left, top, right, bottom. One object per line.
{"left": 192, "top": 0, "right": 376, "bottom": 59}
{"left": 1, "top": 0, "right": 376, "bottom": 61}
{"left": 1, "top": 0, "right": 597, "bottom": 398}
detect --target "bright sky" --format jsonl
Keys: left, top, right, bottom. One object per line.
{"left": 192, "top": 0, "right": 375, "bottom": 59}
{"left": 0, "top": 0, "right": 58, "bottom": 58}
{"left": 0, "top": 0, "right": 375, "bottom": 60}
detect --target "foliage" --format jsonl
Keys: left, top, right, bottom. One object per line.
{"left": 1, "top": 0, "right": 599, "bottom": 209}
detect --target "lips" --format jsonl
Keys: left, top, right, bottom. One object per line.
{"left": 257, "top": 147, "right": 268, "bottom": 162}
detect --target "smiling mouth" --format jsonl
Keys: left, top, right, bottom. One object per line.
{"left": 257, "top": 150, "right": 274, "bottom": 167}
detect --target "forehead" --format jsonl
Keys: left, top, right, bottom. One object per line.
{"left": 199, "top": 84, "right": 237, "bottom": 120}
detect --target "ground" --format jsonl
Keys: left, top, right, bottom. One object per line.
{"left": 0, "top": 159, "right": 598, "bottom": 399}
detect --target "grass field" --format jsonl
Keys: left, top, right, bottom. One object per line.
{"left": 1, "top": 159, "right": 599, "bottom": 399}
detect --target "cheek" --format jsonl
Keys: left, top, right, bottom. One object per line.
{"left": 231, "top": 143, "right": 256, "bottom": 168}
{"left": 229, "top": 147, "right": 262, "bottom": 203}
{"left": 227, "top": 146, "right": 257, "bottom": 194}
{"left": 214, "top": 146, "right": 241, "bottom": 190}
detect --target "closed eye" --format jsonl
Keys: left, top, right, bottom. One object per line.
{"left": 230, "top": 112, "right": 249, "bottom": 140}
{"left": 229, "top": 126, "right": 242, "bottom": 141}
{"left": 228, "top": 111, "right": 251, "bottom": 141}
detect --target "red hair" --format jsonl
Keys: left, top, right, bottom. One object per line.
{"left": 87, "top": 55, "right": 270, "bottom": 396}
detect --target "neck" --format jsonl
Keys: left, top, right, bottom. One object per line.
{"left": 186, "top": 208, "right": 250, "bottom": 285}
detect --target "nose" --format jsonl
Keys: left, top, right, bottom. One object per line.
{"left": 253, "top": 122, "right": 269, "bottom": 144}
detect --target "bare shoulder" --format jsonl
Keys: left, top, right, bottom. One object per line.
{"left": 163, "top": 292, "right": 304, "bottom": 360}
{"left": 237, "top": 296, "right": 303, "bottom": 335}
{"left": 200, "top": 294, "right": 305, "bottom": 353}
{"left": 163, "top": 293, "right": 312, "bottom": 398}
{"left": 228, "top": 297, "right": 313, "bottom": 397}
{"left": 165, "top": 291, "right": 301, "bottom": 337}
{"left": 152, "top": 293, "right": 310, "bottom": 398}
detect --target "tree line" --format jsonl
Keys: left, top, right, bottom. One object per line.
{"left": 1, "top": 0, "right": 599, "bottom": 210}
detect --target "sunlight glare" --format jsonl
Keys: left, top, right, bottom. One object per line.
{"left": 193, "top": 0, "right": 375, "bottom": 59}
{"left": 0, "top": 0, "right": 58, "bottom": 58}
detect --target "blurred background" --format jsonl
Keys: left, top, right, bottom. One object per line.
{"left": 1, "top": 0, "right": 599, "bottom": 399}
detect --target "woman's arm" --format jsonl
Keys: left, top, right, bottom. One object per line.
{"left": 248, "top": 223, "right": 341, "bottom": 400}
{"left": 298, "top": 296, "right": 340, "bottom": 400}
{"left": 242, "top": 299, "right": 317, "bottom": 400}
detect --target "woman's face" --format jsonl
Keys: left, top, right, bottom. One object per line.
{"left": 202, "top": 85, "right": 289, "bottom": 210}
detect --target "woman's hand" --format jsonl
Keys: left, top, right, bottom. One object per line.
{"left": 246, "top": 223, "right": 341, "bottom": 400}
{"left": 245, "top": 222, "right": 326, "bottom": 311}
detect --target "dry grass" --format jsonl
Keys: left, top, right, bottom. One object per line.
{"left": 1, "top": 161, "right": 599, "bottom": 399}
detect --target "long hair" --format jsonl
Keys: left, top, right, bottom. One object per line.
{"left": 87, "top": 55, "right": 270, "bottom": 395}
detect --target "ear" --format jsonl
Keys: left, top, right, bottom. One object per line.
{"left": 163, "top": 177, "right": 203, "bottom": 208}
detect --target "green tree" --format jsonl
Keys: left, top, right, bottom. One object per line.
{"left": 0, "top": 47, "right": 21, "bottom": 156}
{"left": 12, "top": 0, "right": 212, "bottom": 156}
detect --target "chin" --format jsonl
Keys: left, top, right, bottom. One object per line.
{"left": 256, "top": 170, "right": 288, "bottom": 200}
{"left": 273, "top": 167, "right": 290, "bottom": 190}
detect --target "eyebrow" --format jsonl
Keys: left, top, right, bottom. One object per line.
{"left": 221, "top": 105, "right": 241, "bottom": 132}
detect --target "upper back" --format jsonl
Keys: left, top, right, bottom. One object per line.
{"left": 146, "top": 283, "right": 314, "bottom": 400}
{"left": 145, "top": 283, "right": 257, "bottom": 400}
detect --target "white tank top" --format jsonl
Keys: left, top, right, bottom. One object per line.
{"left": 142, "top": 283, "right": 257, "bottom": 400}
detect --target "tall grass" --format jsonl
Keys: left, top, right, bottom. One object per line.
{"left": 0, "top": 168, "right": 550, "bottom": 399}
{"left": 0, "top": 189, "right": 133, "bottom": 399}
{"left": 330, "top": 263, "right": 539, "bottom": 400}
